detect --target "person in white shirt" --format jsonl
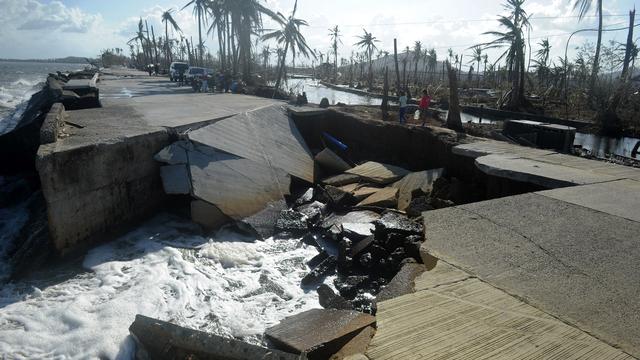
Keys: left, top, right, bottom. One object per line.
{"left": 398, "top": 91, "right": 408, "bottom": 124}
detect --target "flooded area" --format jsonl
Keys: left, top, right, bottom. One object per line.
{"left": 0, "top": 215, "right": 326, "bottom": 359}
{"left": 285, "top": 78, "right": 382, "bottom": 106}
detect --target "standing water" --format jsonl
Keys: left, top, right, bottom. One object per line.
{"left": 0, "top": 215, "right": 326, "bottom": 359}
{"left": 0, "top": 61, "right": 87, "bottom": 134}
{"left": 285, "top": 78, "right": 382, "bottom": 106}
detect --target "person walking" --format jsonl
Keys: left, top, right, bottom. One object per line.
{"left": 398, "top": 91, "right": 408, "bottom": 124}
{"left": 419, "top": 89, "right": 431, "bottom": 126}
{"left": 200, "top": 73, "right": 209, "bottom": 93}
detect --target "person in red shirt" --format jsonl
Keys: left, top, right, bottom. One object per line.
{"left": 419, "top": 89, "right": 431, "bottom": 126}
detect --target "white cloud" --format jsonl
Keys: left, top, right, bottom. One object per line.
{"left": 2, "top": 0, "right": 101, "bottom": 33}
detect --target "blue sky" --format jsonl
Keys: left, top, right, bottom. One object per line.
{"left": 1, "top": 0, "right": 637, "bottom": 69}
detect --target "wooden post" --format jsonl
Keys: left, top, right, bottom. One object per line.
{"left": 394, "top": 39, "right": 401, "bottom": 93}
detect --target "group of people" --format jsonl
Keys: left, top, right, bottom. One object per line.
{"left": 398, "top": 89, "right": 431, "bottom": 126}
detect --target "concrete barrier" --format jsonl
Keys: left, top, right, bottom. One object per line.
{"left": 39, "top": 103, "right": 65, "bottom": 145}
{"left": 36, "top": 129, "right": 171, "bottom": 255}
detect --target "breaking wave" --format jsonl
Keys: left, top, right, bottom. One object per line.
{"left": 0, "top": 215, "right": 327, "bottom": 359}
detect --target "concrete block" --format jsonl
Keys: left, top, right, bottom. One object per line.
{"left": 356, "top": 187, "right": 398, "bottom": 208}
{"left": 346, "top": 161, "right": 410, "bottom": 185}
{"left": 315, "top": 148, "right": 352, "bottom": 174}
{"left": 265, "top": 308, "right": 375, "bottom": 359}
{"left": 160, "top": 165, "right": 191, "bottom": 194}
{"left": 129, "top": 314, "right": 298, "bottom": 360}
{"left": 190, "top": 200, "right": 229, "bottom": 231}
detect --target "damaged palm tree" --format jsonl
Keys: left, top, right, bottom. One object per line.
{"left": 354, "top": 29, "right": 379, "bottom": 91}
{"left": 595, "top": 8, "right": 635, "bottom": 136}
{"left": 262, "top": 0, "right": 315, "bottom": 96}
{"left": 446, "top": 61, "right": 464, "bottom": 132}
{"left": 381, "top": 67, "right": 390, "bottom": 120}
{"left": 481, "top": 0, "right": 531, "bottom": 110}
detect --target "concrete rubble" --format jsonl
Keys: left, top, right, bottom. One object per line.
{"left": 129, "top": 315, "right": 298, "bottom": 360}
{"left": 264, "top": 308, "right": 375, "bottom": 359}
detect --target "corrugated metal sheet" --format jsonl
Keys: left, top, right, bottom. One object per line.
{"left": 367, "top": 264, "right": 634, "bottom": 360}
{"left": 189, "top": 104, "right": 314, "bottom": 183}
{"left": 345, "top": 162, "right": 410, "bottom": 185}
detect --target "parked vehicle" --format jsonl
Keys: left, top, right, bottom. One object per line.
{"left": 169, "top": 62, "right": 189, "bottom": 81}
{"left": 185, "top": 67, "right": 207, "bottom": 82}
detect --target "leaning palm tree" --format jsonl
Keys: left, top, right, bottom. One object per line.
{"left": 162, "top": 9, "right": 182, "bottom": 69}
{"left": 182, "top": 0, "right": 207, "bottom": 66}
{"left": 572, "top": 0, "right": 603, "bottom": 99}
{"left": 262, "top": 0, "right": 315, "bottom": 95}
{"left": 534, "top": 38, "right": 551, "bottom": 86}
{"left": 481, "top": 0, "right": 531, "bottom": 109}
{"left": 354, "top": 29, "right": 379, "bottom": 89}
{"left": 329, "top": 25, "right": 342, "bottom": 82}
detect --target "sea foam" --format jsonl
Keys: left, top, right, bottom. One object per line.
{"left": 0, "top": 215, "right": 324, "bottom": 359}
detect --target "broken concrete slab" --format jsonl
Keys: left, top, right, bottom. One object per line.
{"left": 190, "top": 200, "right": 229, "bottom": 231}
{"left": 322, "top": 173, "right": 361, "bottom": 187}
{"left": 476, "top": 154, "right": 621, "bottom": 188}
{"left": 373, "top": 212, "right": 423, "bottom": 236}
{"left": 374, "top": 263, "right": 425, "bottom": 306}
{"left": 338, "top": 183, "right": 360, "bottom": 194}
{"left": 352, "top": 186, "right": 382, "bottom": 201}
{"left": 330, "top": 326, "right": 375, "bottom": 360}
{"left": 189, "top": 104, "right": 314, "bottom": 183}
{"left": 342, "top": 222, "right": 375, "bottom": 238}
{"left": 129, "top": 314, "right": 298, "bottom": 360}
{"left": 238, "top": 200, "right": 287, "bottom": 239}
{"left": 159, "top": 164, "right": 191, "bottom": 194}
{"left": 189, "top": 144, "right": 291, "bottom": 219}
{"left": 154, "top": 140, "right": 190, "bottom": 165}
{"left": 315, "top": 148, "right": 352, "bottom": 174}
{"left": 265, "top": 308, "right": 375, "bottom": 359}
{"left": 301, "top": 256, "right": 337, "bottom": 285}
{"left": 346, "top": 161, "right": 410, "bottom": 185}
{"left": 325, "top": 185, "right": 357, "bottom": 208}
{"left": 318, "top": 284, "right": 352, "bottom": 310}
{"left": 275, "top": 209, "right": 309, "bottom": 236}
{"left": 392, "top": 169, "right": 444, "bottom": 211}
{"left": 322, "top": 211, "right": 381, "bottom": 230}
{"left": 356, "top": 187, "right": 398, "bottom": 208}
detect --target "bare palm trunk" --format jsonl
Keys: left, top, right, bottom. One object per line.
{"left": 589, "top": 0, "right": 603, "bottom": 102}
{"left": 198, "top": 10, "right": 203, "bottom": 66}
{"left": 165, "top": 22, "right": 170, "bottom": 70}
{"left": 368, "top": 49, "right": 373, "bottom": 90}
{"left": 381, "top": 67, "right": 390, "bottom": 120}
{"left": 597, "top": 8, "right": 634, "bottom": 135}
{"left": 151, "top": 26, "right": 159, "bottom": 68}
{"left": 274, "top": 41, "right": 290, "bottom": 97}
{"left": 446, "top": 61, "right": 464, "bottom": 132}
{"left": 394, "top": 39, "right": 401, "bottom": 91}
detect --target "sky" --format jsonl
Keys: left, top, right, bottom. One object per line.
{"left": 0, "top": 0, "right": 637, "bottom": 69}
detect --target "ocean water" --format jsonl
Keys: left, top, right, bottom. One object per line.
{"left": 0, "top": 61, "right": 87, "bottom": 134}
{"left": 0, "top": 215, "right": 325, "bottom": 359}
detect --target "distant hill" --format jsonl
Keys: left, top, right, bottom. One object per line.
{"left": 0, "top": 56, "right": 94, "bottom": 64}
